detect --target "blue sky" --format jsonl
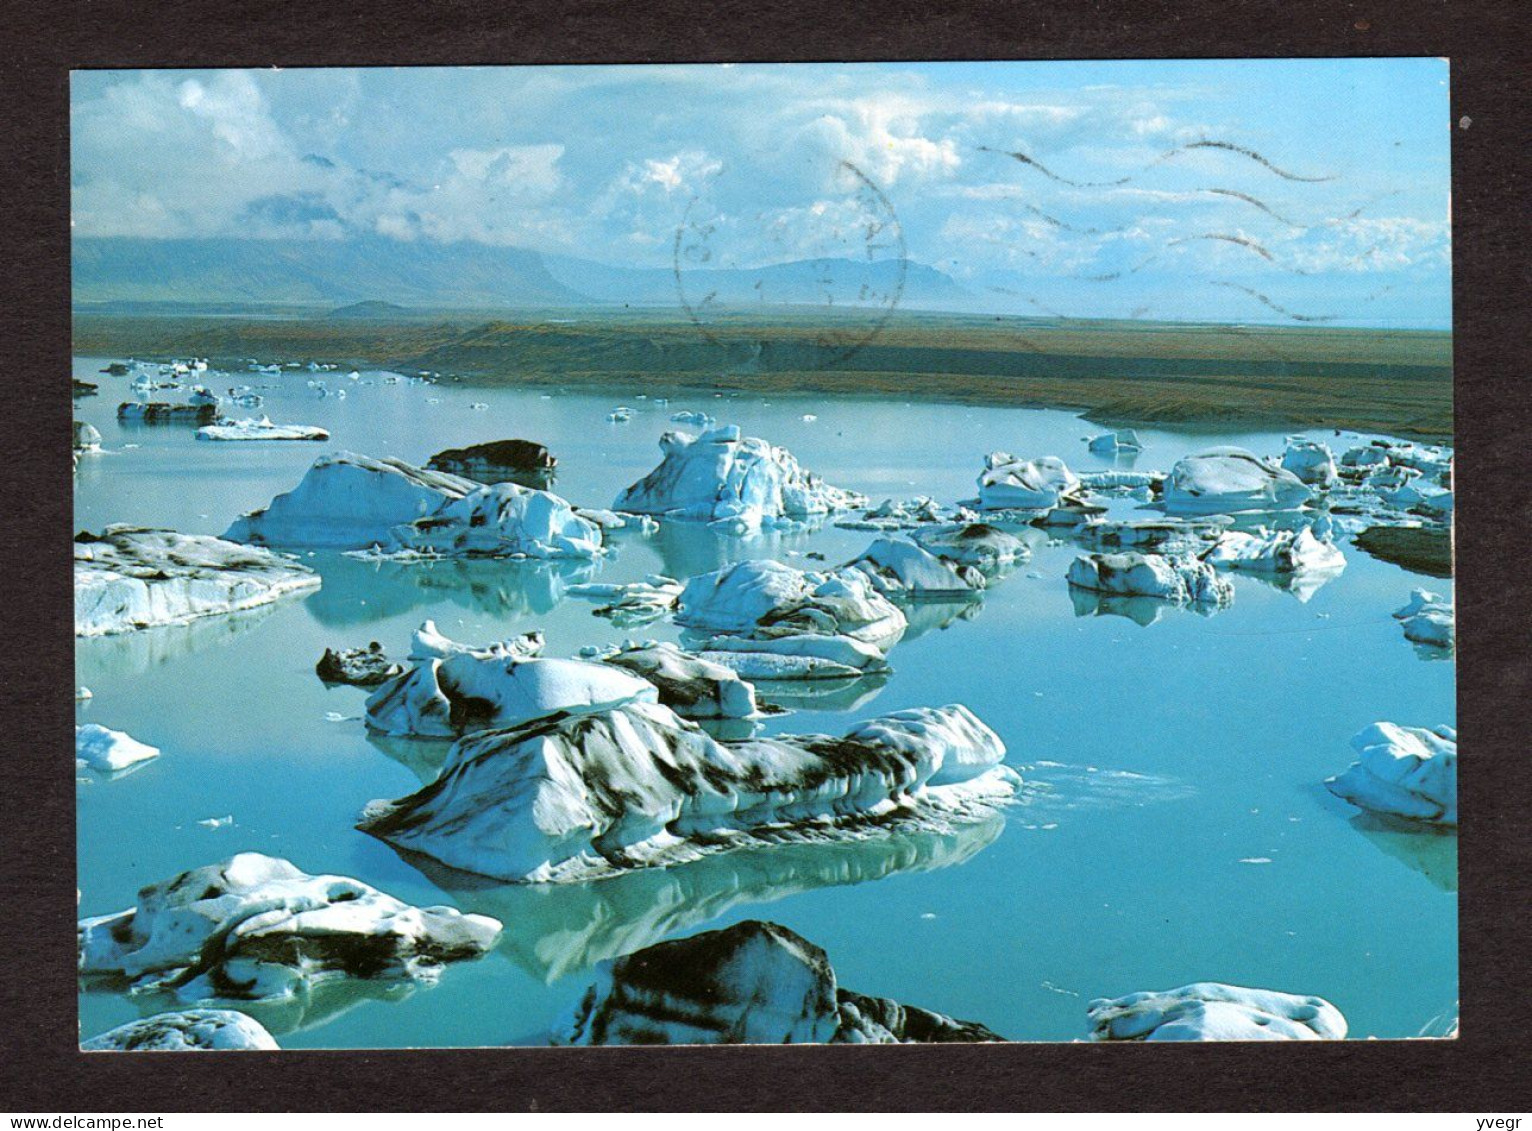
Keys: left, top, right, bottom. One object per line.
{"left": 71, "top": 59, "right": 1452, "bottom": 326}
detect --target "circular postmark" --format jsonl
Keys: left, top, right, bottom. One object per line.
{"left": 672, "top": 160, "right": 907, "bottom": 368}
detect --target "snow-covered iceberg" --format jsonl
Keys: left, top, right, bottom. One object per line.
{"left": 1067, "top": 552, "right": 1234, "bottom": 606}
{"left": 1076, "top": 516, "right": 1228, "bottom": 555}
{"left": 1325, "top": 721, "right": 1457, "bottom": 826}
{"left": 554, "top": 920, "right": 1001, "bottom": 1045}
{"left": 1087, "top": 983, "right": 1346, "bottom": 1041}
{"left": 81, "top": 1010, "right": 278, "bottom": 1052}
{"left": 675, "top": 559, "right": 907, "bottom": 650}
{"left": 75, "top": 526, "right": 321, "bottom": 637}
{"left": 909, "top": 522, "right": 1030, "bottom": 569}
{"left": 1281, "top": 438, "right": 1339, "bottom": 487}
{"left": 1205, "top": 525, "right": 1346, "bottom": 576}
{"left": 365, "top": 625, "right": 656, "bottom": 738}
{"left": 225, "top": 453, "right": 477, "bottom": 549}
{"left": 359, "top": 700, "right": 1019, "bottom": 883}
{"left": 594, "top": 640, "right": 759, "bottom": 720}
{"left": 1393, "top": 589, "right": 1455, "bottom": 649}
{"left": 76, "top": 723, "right": 159, "bottom": 774}
{"left": 614, "top": 425, "right": 866, "bottom": 532}
{"left": 1163, "top": 448, "right": 1311, "bottom": 515}
{"left": 196, "top": 416, "right": 328, "bottom": 442}
{"left": 78, "top": 853, "right": 501, "bottom": 1002}
{"left": 388, "top": 482, "right": 604, "bottom": 561}
{"left": 977, "top": 454, "right": 1079, "bottom": 511}
{"left": 844, "top": 536, "right": 988, "bottom": 598}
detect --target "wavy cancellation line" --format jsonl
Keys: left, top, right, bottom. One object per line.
{"left": 979, "top": 138, "right": 1337, "bottom": 189}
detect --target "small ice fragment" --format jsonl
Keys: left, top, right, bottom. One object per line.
{"left": 76, "top": 687, "right": 93, "bottom": 700}
{"left": 802, "top": 414, "right": 817, "bottom": 422}
{"left": 1239, "top": 857, "right": 1273, "bottom": 865}
{"left": 920, "top": 913, "right": 937, "bottom": 920}
{"left": 198, "top": 816, "right": 233, "bottom": 829}
{"left": 324, "top": 711, "right": 354, "bottom": 723}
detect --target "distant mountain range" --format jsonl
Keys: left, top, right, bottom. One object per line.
{"left": 71, "top": 236, "right": 972, "bottom": 313}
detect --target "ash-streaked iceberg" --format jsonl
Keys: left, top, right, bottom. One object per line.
{"left": 364, "top": 624, "right": 656, "bottom": 738}
{"left": 1067, "top": 552, "right": 1234, "bottom": 607}
{"left": 1087, "top": 983, "right": 1346, "bottom": 1041}
{"left": 844, "top": 536, "right": 988, "bottom": 598}
{"left": 909, "top": 522, "right": 1031, "bottom": 570}
{"left": 359, "top": 700, "right": 1019, "bottom": 883}
{"left": 81, "top": 1010, "right": 279, "bottom": 1052}
{"left": 1325, "top": 721, "right": 1457, "bottom": 826}
{"left": 1076, "top": 516, "right": 1229, "bottom": 555}
{"left": 315, "top": 642, "right": 402, "bottom": 686}
{"left": 225, "top": 453, "right": 478, "bottom": 549}
{"left": 78, "top": 853, "right": 501, "bottom": 1003}
{"left": 426, "top": 438, "right": 556, "bottom": 484}
{"left": 1163, "top": 447, "right": 1311, "bottom": 515}
{"left": 388, "top": 482, "right": 604, "bottom": 561}
{"left": 1205, "top": 525, "right": 1346, "bottom": 576}
{"left": 554, "top": 920, "right": 1001, "bottom": 1045}
{"left": 977, "top": 454, "right": 1080, "bottom": 511}
{"left": 75, "top": 526, "right": 320, "bottom": 637}
{"left": 614, "top": 425, "right": 866, "bottom": 532}
{"left": 566, "top": 575, "right": 682, "bottom": 626}
{"left": 593, "top": 640, "right": 758, "bottom": 720}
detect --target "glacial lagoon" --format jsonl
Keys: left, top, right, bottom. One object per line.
{"left": 73, "top": 356, "right": 1456, "bottom": 1046}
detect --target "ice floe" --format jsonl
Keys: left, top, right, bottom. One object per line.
{"left": 614, "top": 425, "right": 866, "bottom": 532}
{"left": 566, "top": 575, "right": 682, "bottom": 626}
{"left": 118, "top": 402, "right": 218, "bottom": 425}
{"left": 1162, "top": 447, "right": 1311, "bottom": 515}
{"left": 977, "top": 454, "right": 1080, "bottom": 511}
{"left": 554, "top": 920, "right": 1001, "bottom": 1045}
{"left": 359, "top": 700, "right": 1018, "bottom": 883}
{"left": 75, "top": 526, "right": 320, "bottom": 637}
{"left": 76, "top": 723, "right": 159, "bottom": 774}
{"left": 387, "top": 482, "right": 604, "bottom": 561}
{"left": 593, "top": 640, "right": 759, "bottom": 720}
{"left": 196, "top": 417, "right": 329, "bottom": 442}
{"left": 1087, "top": 983, "right": 1346, "bottom": 1041}
{"left": 1204, "top": 525, "right": 1346, "bottom": 576}
{"left": 669, "top": 410, "right": 715, "bottom": 428}
{"left": 316, "top": 642, "right": 403, "bottom": 686}
{"left": 81, "top": 1010, "right": 278, "bottom": 1052}
{"left": 78, "top": 853, "right": 501, "bottom": 1002}
{"left": 908, "top": 522, "right": 1031, "bottom": 570}
{"left": 1393, "top": 589, "right": 1455, "bottom": 649}
{"left": 1281, "top": 438, "right": 1339, "bottom": 487}
{"left": 675, "top": 559, "right": 907, "bottom": 649}
{"left": 364, "top": 625, "right": 656, "bottom": 738}
{"left": 1325, "top": 721, "right": 1457, "bottom": 826}
{"left": 1076, "top": 516, "right": 1229, "bottom": 555}
{"left": 1067, "top": 552, "right": 1234, "bottom": 607}
{"left": 835, "top": 496, "right": 978, "bottom": 532}
{"left": 1086, "top": 429, "right": 1142, "bottom": 454}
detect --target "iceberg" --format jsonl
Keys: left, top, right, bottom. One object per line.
{"left": 977, "top": 454, "right": 1080, "bottom": 511}
{"left": 117, "top": 402, "right": 218, "bottom": 425}
{"left": 364, "top": 625, "right": 656, "bottom": 738}
{"left": 1086, "top": 429, "right": 1142, "bottom": 454}
{"left": 1393, "top": 589, "right": 1455, "bottom": 649}
{"left": 596, "top": 640, "right": 759, "bottom": 720}
{"left": 1325, "top": 721, "right": 1457, "bottom": 826}
{"left": 359, "top": 700, "right": 1019, "bottom": 883}
{"left": 1076, "top": 470, "right": 1162, "bottom": 492}
{"left": 696, "top": 633, "right": 891, "bottom": 681}
{"left": 1205, "top": 525, "right": 1346, "bottom": 576}
{"left": 188, "top": 385, "right": 219, "bottom": 406}
{"left": 1281, "top": 438, "right": 1339, "bottom": 487}
{"left": 668, "top": 410, "right": 715, "bottom": 428}
{"left": 73, "top": 421, "right": 102, "bottom": 453}
{"left": 614, "top": 425, "right": 866, "bottom": 532}
{"left": 1077, "top": 516, "right": 1229, "bottom": 555}
{"left": 388, "top": 482, "right": 604, "bottom": 561}
{"left": 909, "top": 522, "right": 1030, "bottom": 569}
{"left": 1067, "top": 552, "right": 1234, "bottom": 606}
{"left": 78, "top": 853, "right": 501, "bottom": 1002}
{"left": 75, "top": 526, "right": 321, "bottom": 637}
{"left": 75, "top": 723, "right": 159, "bottom": 773}
{"left": 554, "top": 920, "right": 1001, "bottom": 1045}
{"left": 81, "top": 1010, "right": 278, "bottom": 1052}
{"left": 675, "top": 559, "right": 907, "bottom": 650}
{"left": 835, "top": 497, "right": 977, "bottom": 532}
{"left": 426, "top": 439, "right": 557, "bottom": 485}
{"left": 844, "top": 536, "right": 987, "bottom": 598}
{"left": 196, "top": 416, "right": 329, "bottom": 442}
{"left": 1163, "top": 447, "right": 1311, "bottom": 515}
{"left": 226, "top": 453, "right": 479, "bottom": 549}
{"left": 315, "top": 642, "right": 402, "bottom": 686}
{"left": 1087, "top": 983, "right": 1346, "bottom": 1041}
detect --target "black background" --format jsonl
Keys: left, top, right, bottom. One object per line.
{"left": 4, "top": 0, "right": 1528, "bottom": 1112}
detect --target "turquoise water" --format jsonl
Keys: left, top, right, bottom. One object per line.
{"left": 73, "top": 356, "right": 1456, "bottom": 1046}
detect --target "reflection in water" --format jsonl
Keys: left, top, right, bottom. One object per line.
{"left": 646, "top": 519, "right": 821, "bottom": 582}
{"left": 899, "top": 596, "right": 985, "bottom": 641}
{"left": 305, "top": 553, "right": 594, "bottom": 627}
{"left": 1017, "top": 761, "right": 1196, "bottom": 815}
{"left": 1227, "top": 564, "right": 1346, "bottom": 604}
{"left": 365, "top": 732, "right": 456, "bottom": 786}
{"left": 418, "top": 816, "right": 1006, "bottom": 983}
{"left": 1348, "top": 813, "right": 1457, "bottom": 893}
{"left": 75, "top": 605, "right": 278, "bottom": 677}
{"left": 1068, "top": 587, "right": 1226, "bottom": 627}
{"left": 750, "top": 672, "right": 890, "bottom": 713}
{"left": 86, "top": 971, "right": 422, "bottom": 1039}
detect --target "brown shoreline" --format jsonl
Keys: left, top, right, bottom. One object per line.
{"left": 72, "top": 310, "right": 1454, "bottom": 442}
